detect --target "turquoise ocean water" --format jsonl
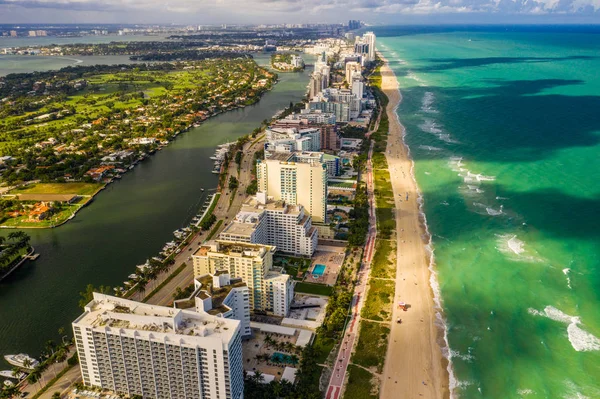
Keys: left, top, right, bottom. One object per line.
{"left": 375, "top": 27, "right": 600, "bottom": 398}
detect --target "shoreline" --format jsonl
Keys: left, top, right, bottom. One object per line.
{"left": 377, "top": 52, "right": 451, "bottom": 398}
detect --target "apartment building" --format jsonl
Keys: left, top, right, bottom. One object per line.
{"left": 175, "top": 273, "right": 251, "bottom": 337}
{"left": 73, "top": 293, "right": 243, "bottom": 399}
{"left": 256, "top": 153, "right": 328, "bottom": 223}
{"left": 265, "top": 127, "right": 321, "bottom": 153}
{"left": 218, "top": 196, "right": 318, "bottom": 257}
{"left": 192, "top": 240, "right": 294, "bottom": 317}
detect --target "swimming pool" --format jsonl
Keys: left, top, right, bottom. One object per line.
{"left": 312, "top": 264, "right": 326, "bottom": 277}
{"left": 271, "top": 352, "right": 298, "bottom": 365}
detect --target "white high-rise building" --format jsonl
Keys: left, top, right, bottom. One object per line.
{"left": 363, "top": 31, "right": 376, "bottom": 62}
{"left": 218, "top": 196, "right": 318, "bottom": 257}
{"left": 256, "top": 154, "right": 328, "bottom": 223}
{"left": 73, "top": 293, "right": 244, "bottom": 399}
{"left": 192, "top": 240, "right": 294, "bottom": 317}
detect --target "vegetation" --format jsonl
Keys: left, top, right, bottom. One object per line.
{"left": 343, "top": 365, "right": 378, "bottom": 399}
{"left": 200, "top": 214, "right": 217, "bottom": 231}
{"left": 0, "top": 59, "right": 275, "bottom": 186}
{"left": 12, "top": 182, "right": 102, "bottom": 196}
{"left": 0, "top": 231, "right": 32, "bottom": 278}
{"left": 347, "top": 183, "right": 369, "bottom": 247}
{"left": 78, "top": 283, "right": 112, "bottom": 309}
{"left": 370, "top": 239, "right": 395, "bottom": 279}
{"left": 361, "top": 279, "right": 394, "bottom": 322}
{"left": 244, "top": 344, "right": 323, "bottom": 399}
{"left": 270, "top": 53, "right": 304, "bottom": 72}
{"left": 294, "top": 282, "right": 333, "bottom": 296}
{"left": 312, "top": 334, "right": 336, "bottom": 364}
{"left": 142, "top": 262, "right": 188, "bottom": 303}
{"left": 351, "top": 321, "right": 390, "bottom": 373}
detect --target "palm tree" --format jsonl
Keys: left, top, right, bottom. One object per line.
{"left": 11, "top": 367, "right": 21, "bottom": 379}
{"left": 252, "top": 370, "right": 264, "bottom": 384}
{"left": 290, "top": 354, "right": 299, "bottom": 366}
{"left": 26, "top": 370, "right": 41, "bottom": 391}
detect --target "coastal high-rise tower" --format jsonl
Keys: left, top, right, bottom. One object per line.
{"left": 73, "top": 293, "right": 244, "bottom": 399}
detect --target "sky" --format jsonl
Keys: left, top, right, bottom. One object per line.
{"left": 0, "top": 0, "right": 599, "bottom": 24}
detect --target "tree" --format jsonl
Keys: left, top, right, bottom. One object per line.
{"left": 228, "top": 176, "right": 239, "bottom": 190}
{"left": 78, "top": 284, "right": 111, "bottom": 309}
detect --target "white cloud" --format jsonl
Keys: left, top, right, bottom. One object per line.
{"left": 0, "top": 0, "right": 599, "bottom": 22}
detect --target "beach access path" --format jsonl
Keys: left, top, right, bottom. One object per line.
{"left": 378, "top": 55, "right": 450, "bottom": 398}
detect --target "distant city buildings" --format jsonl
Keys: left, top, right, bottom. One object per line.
{"left": 348, "top": 20, "right": 362, "bottom": 30}
{"left": 73, "top": 293, "right": 244, "bottom": 399}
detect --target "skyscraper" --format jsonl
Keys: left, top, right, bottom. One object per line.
{"left": 256, "top": 154, "right": 328, "bottom": 223}
{"left": 73, "top": 293, "right": 244, "bottom": 399}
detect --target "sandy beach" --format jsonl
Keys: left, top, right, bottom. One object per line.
{"left": 378, "top": 55, "right": 450, "bottom": 398}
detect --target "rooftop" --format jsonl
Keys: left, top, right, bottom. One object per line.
{"left": 74, "top": 293, "right": 238, "bottom": 344}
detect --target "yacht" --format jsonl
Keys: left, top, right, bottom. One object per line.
{"left": 0, "top": 370, "right": 26, "bottom": 380}
{"left": 3, "top": 354, "right": 39, "bottom": 370}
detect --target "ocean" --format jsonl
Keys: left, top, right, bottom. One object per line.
{"left": 375, "top": 26, "right": 600, "bottom": 398}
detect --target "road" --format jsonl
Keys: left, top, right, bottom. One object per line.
{"left": 325, "top": 140, "right": 378, "bottom": 399}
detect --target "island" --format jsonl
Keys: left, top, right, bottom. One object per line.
{"left": 270, "top": 53, "right": 305, "bottom": 72}
{"left": 0, "top": 58, "right": 276, "bottom": 228}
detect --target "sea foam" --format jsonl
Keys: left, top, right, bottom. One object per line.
{"left": 421, "top": 91, "right": 438, "bottom": 113}
{"left": 528, "top": 306, "right": 600, "bottom": 352}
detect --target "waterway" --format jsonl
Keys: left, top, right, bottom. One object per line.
{"left": 0, "top": 54, "right": 312, "bottom": 368}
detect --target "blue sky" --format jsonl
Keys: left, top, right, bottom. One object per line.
{"left": 0, "top": 0, "right": 599, "bottom": 24}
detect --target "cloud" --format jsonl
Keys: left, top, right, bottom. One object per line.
{"left": 0, "top": 0, "right": 599, "bottom": 22}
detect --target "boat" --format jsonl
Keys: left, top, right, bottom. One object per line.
{"left": 201, "top": 188, "right": 205, "bottom": 192}
{"left": 4, "top": 380, "right": 14, "bottom": 387}
{"left": 3, "top": 354, "right": 39, "bottom": 370}
{"left": 0, "top": 370, "right": 24, "bottom": 379}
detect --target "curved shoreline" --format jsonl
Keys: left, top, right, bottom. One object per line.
{"left": 378, "top": 52, "right": 452, "bottom": 398}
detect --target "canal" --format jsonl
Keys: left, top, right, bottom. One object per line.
{"left": 0, "top": 54, "right": 312, "bottom": 367}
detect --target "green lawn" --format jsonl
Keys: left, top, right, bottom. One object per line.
{"left": 12, "top": 183, "right": 103, "bottom": 196}
{"left": 0, "top": 204, "right": 80, "bottom": 228}
{"left": 352, "top": 321, "right": 390, "bottom": 373}
{"left": 312, "top": 334, "right": 335, "bottom": 364}
{"left": 370, "top": 239, "right": 396, "bottom": 279}
{"left": 361, "top": 279, "right": 394, "bottom": 322}
{"left": 295, "top": 282, "right": 333, "bottom": 296}
{"left": 343, "top": 365, "right": 378, "bottom": 399}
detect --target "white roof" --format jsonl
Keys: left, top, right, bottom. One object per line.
{"left": 282, "top": 367, "right": 298, "bottom": 383}
{"left": 250, "top": 321, "right": 296, "bottom": 336}
{"left": 296, "top": 329, "right": 314, "bottom": 347}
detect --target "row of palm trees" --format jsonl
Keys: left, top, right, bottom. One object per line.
{"left": 262, "top": 334, "right": 302, "bottom": 356}
{"left": 0, "top": 231, "right": 31, "bottom": 275}
{"left": 19, "top": 328, "right": 73, "bottom": 397}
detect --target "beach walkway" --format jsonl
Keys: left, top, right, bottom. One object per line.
{"left": 325, "top": 139, "right": 378, "bottom": 399}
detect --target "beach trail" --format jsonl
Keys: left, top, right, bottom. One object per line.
{"left": 378, "top": 54, "right": 450, "bottom": 399}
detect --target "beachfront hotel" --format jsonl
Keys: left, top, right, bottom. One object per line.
{"left": 218, "top": 195, "right": 318, "bottom": 257}
{"left": 72, "top": 293, "right": 244, "bottom": 399}
{"left": 192, "top": 240, "right": 294, "bottom": 317}
{"left": 256, "top": 154, "right": 328, "bottom": 223}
